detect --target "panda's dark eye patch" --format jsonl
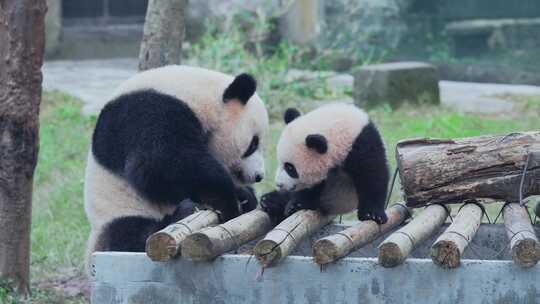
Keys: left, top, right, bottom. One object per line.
{"left": 284, "top": 162, "right": 298, "bottom": 179}
{"left": 242, "top": 135, "right": 259, "bottom": 158}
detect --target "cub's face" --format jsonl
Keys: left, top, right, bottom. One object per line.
{"left": 275, "top": 108, "right": 330, "bottom": 192}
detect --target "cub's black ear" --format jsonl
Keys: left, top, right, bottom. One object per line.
{"left": 305, "top": 134, "right": 328, "bottom": 154}
{"left": 284, "top": 108, "right": 301, "bottom": 124}
{"left": 223, "top": 73, "right": 257, "bottom": 105}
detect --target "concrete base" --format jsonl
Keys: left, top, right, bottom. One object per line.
{"left": 91, "top": 223, "right": 540, "bottom": 304}
{"left": 353, "top": 62, "right": 440, "bottom": 108}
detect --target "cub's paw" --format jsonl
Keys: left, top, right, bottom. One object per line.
{"left": 260, "top": 191, "right": 290, "bottom": 223}
{"left": 284, "top": 200, "right": 306, "bottom": 217}
{"left": 357, "top": 207, "right": 388, "bottom": 225}
{"left": 236, "top": 186, "right": 258, "bottom": 214}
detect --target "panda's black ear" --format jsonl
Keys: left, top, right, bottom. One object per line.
{"left": 306, "top": 134, "right": 328, "bottom": 154}
{"left": 284, "top": 108, "right": 301, "bottom": 124}
{"left": 223, "top": 73, "right": 257, "bottom": 105}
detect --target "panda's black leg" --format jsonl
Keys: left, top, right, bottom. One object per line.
{"left": 125, "top": 144, "right": 241, "bottom": 222}
{"left": 101, "top": 209, "right": 192, "bottom": 252}
{"left": 344, "top": 122, "right": 389, "bottom": 225}
{"left": 177, "top": 151, "right": 242, "bottom": 222}
{"left": 284, "top": 182, "right": 325, "bottom": 217}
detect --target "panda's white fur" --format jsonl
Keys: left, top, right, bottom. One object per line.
{"left": 84, "top": 65, "right": 268, "bottom": 266}
{"left": 276, "top": 103, "right": 369, "bottom": 192}
{"left": 265, "top": 102, "right": 389, "bottom": 222}
{"left": 111, "top": 65, "right": 268, "bottom": 176}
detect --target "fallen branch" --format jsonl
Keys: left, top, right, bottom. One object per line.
{"left": 379, "top": 204, "right": 448, "bottom": 267}
{"left": 312, "top": 204, "right": 410, "bottom": 265}
{"left": 396, "top": 132, "right": 540, "bottom": 207}
{"left": 254, "top": 210, "right": 335, "bottom": 268}
{"left": 503, "top": 203, "right": 540, "bottom": 268}
{"left": 145, "top": 210, "right": 219, "bottom": 261}
{"left": 431, "top": 203, "right": 483, "bottom": 268}
{"left": 181, "top": 209, "right": 273, "bottom": 261}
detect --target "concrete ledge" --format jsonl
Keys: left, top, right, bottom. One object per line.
{"left": 353, "top": 62, "right": 440, "bottom": 109}
{"left": 91, "top": 223, "right": 540, "bottom": 303}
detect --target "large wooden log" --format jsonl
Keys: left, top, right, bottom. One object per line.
{"left": 379, "top": 204, "right": 448, "bottom": 267}
{"left": 503, "top": 203, "right": 540, "bottom": 268}
{"left": 254, "top": 210, "right": 335, "bottom": 268}
{"left": 396, "top": 132, "right": 540, "bottom": 207}
{"left": 312, "top": 204, "right": 410, "bottom": 265}
{"left": 145, "top": 210, "right": 219, "bottom": 261}
{"left": 182, "top": 209, "right": 273, "bottom": 261}
{"left": 431, "top": 203, "right": 483, "bottom": 268}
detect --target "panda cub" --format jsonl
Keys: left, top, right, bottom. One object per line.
{"left": 261, "top": 103, "right": 389, "bottom": 224}
{"left": 85, "top": 66, "right": 269, "bottom": 260}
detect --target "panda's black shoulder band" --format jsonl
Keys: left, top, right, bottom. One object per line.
{"left": 223, "top": 73, "right": 257, "bottom": 105}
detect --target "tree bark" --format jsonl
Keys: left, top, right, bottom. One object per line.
{"left": 138, "top": 0, "right": 186, "bottom": 71}
{"left": 0, "top": 0, "right": 47, "bottom": 296}
{"left": 396, "top": 132, "right": 540, "bottom": 207}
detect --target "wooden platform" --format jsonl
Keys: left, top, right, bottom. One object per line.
{"left": 90, "top": 223, "right": 540, "bottom": 304}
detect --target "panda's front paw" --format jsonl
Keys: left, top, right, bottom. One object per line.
{"left": 357, "top": 207, "right": 388, "bottom": 225}
{"left": 169, "top": 199, "right": 197, "bottom": 223}
{"left": 236, "top": 186, "right": 258, "bottom": 214}
{"left": 260, "top": 191, "right": 290, "bottom": 223}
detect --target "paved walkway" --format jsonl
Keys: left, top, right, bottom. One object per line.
{"left": 43, "top": 59, "right": 138, "bottom": 115}
{"left": 43, "top": 59, "right": 540, "bottom": 115}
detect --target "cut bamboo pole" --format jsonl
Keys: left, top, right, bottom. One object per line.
{"left": 503, "top": 203, "right": 540, "bottom": 268}
{"left": 145, "top": 210, "right": 219, "bottom": 261}
{"left": 312, "top": 204, "right": 410, "bottom": 265}
{"left": 431, "top": 203, "right": 483, "bottom": 269}
{"left": 378, "top": 204, "right": 448, "bottom": 267}
{"left": 254, "top": 210, "right": 335, "bottom": 268}
{"left": 181, "top": 209, "right": 273, "bottom": 261}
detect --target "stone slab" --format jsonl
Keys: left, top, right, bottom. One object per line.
{"left": 91, "top": 223, "right": 540, "bottom": 304}
{"left": 439, "top": 0, "right": 540, "bottom": 20}
{"left": 353, "top": 62, "right": 440, "bottom": 108}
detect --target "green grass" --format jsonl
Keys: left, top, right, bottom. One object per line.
{"left": 8, "top": 91, "right": 98, "bottom": 303}
{"left": 17, "top": 87, "right": 539, "bottom": 302}
{"left": 32, "top": 92, "right": 96, "bottom": 279}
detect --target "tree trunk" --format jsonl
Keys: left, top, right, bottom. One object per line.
{"left": 396, "top": 132, "right": 540, "bottom": 207}
{"left": 138, "top": 0, "right": 186, "bottom": 71}
{"left": 0, "top": 0, "right": 47, "bottom": 296}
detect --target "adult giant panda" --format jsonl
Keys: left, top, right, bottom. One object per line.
{"left": 84, "top": 65, "right": 269, "bottom": 262}
{"left": 261, "top": 103, "right": 389, "bottom": 224}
